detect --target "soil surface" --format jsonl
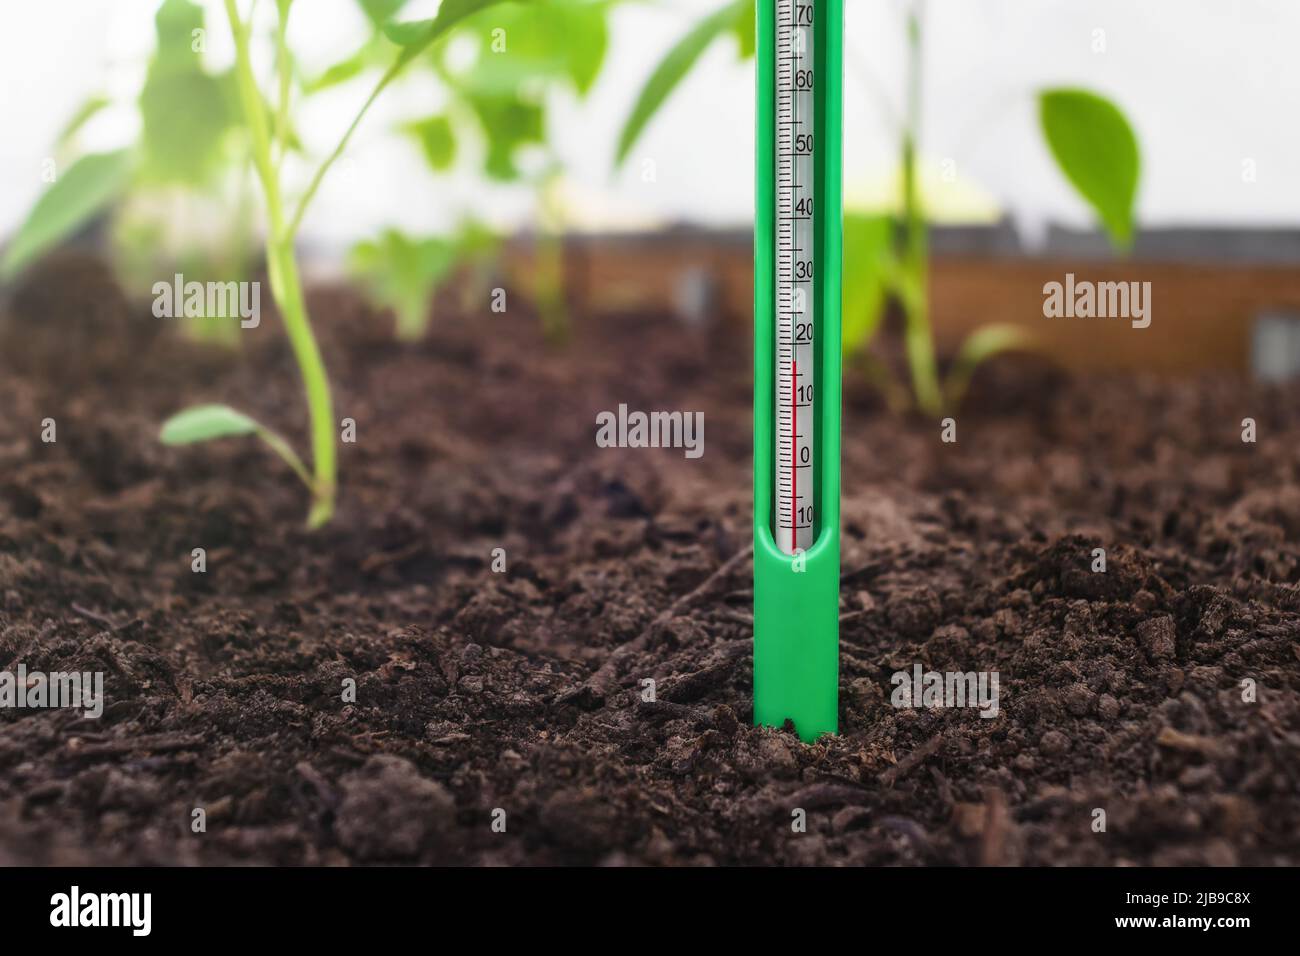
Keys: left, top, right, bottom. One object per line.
{"left": 1, "top": 251, "right": 1298, "bottom": 865}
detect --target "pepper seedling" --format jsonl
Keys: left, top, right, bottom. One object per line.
{"left": 1, "top": 0, "right": 273, "bottom": 349}
{"left": 159, "top": 0, "right": 520, "bottom": 528}
{"left": 618, "top": 0, "right": 1141, "bottom": 415}
{"left": 0, "top": 0, "right": 250, "bottom": 323}
{"left": 333, "top": 0, "right": 614, "bottom": 342}
{"left": 855, "top": 5, "right": 1142, "bottom": 415}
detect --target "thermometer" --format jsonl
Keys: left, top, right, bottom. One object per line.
{"left": 753, "top": 0, "right": 842, "bottom": 742}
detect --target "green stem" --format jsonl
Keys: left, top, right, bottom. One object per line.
{"left": 266, "top": 232, "right": 336, "bottom": 528}
{"left": 274, "top": 0, "right": 293, "bottom": 169}
{"left": 226, "top": 0, "right": 335, "bottom": 527}
{"left": 900, "top": 2, "right": 941, "bottom": 416}
{"left": 256, "top": 426, "right": 314, "bottom": 490}
{"left": 396, "top": 294, "right": 430, "bottom": 341}
{"left": 226, "top": 1, "right": 278, "bottom": 213}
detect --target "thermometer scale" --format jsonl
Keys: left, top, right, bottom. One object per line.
{"left": 753, "top": 0, "right": 842, "bottom": 742}
{"left": 774, "top": 0, "right": 816, "bottom": 556}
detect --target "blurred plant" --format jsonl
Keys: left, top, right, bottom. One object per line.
{"left": 324, "top": 0, "right": 614, "bottom": 341}
{"left": 1037, "top": 88, "right": 1141, "bottom": 249}
{"left": 348, "top": 221, "right": 495, "bottom": 339}
{"left": 159, "top": 0, "right": 517, "bottom": 529}
{"left": 619, "top": 0, "right": 1141, "bottom": 414}
{"left": 1, "top": 0, "right": 260, "bottom": 346}
{"left": 614, "top": 0, "right": 753, "bottom": 169}
{"left": 426, "top": 0, "right": 612, "bottom": 341}
{"left": 873, "top": 4, "right": 1140, "bottom": 414}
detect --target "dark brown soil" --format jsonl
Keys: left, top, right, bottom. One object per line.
{"left": 1, "top": 250, "right": 1297, "bottom": 866}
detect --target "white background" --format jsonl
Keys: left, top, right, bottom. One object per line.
{"left": 1, "top": 0, "right": 1297, "bottom": 250}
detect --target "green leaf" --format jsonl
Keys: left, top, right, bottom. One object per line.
{"left": 152, "top": 0, "right": 204, "bottom": 69}
{"left": 440, "top": 0, "right": 610, "bottom": 98}
{"left": 421, "top": 1, "right": 611, "bottom": 183}
{"left": 384, "top": 0, "right": 524, "bottom": 66}
{"left": 358, "top": 0, "right": 408, "bottom": 29}
{"left": 1038, "top": 88, "right": 1140, "bottom": 249}
{"left": 160, "top": 403, "right": 313, "bottom": 488}
{"left": 349, "top": 229, "right": 462, "bottom": 338}
{"left": 1, "top": 150, "right": 134, "bottom": 281}
{"left": 138, "top": 0, "right": 236, "bottom": 184}
{"left": 308, "top": 48, "right": 370, "bottom": 92}
{"left": 944, "top": 323, "right": 1035, "bottom": 408}
{"left": 551, "top": 0, "right": 610, "bottom": 95}
{"left": 841, "top": 212, "right": 894, "bottom": 357}
{"left": 55, "top": 95, "right": 111, "bottom": 151}
{"left": 290, "top": 0, "right": 522, "bottom": 237}
{"left": 308, "top": 2, "right": 408, "bottom": 94}
{"left": 306, "top": 38, "right": 388, "bottom": 93}
{"left": 405, "top": 114, "right": 457, "bottom": 170}
{"left": 731, "top": 0, "right": 755, "bottom": 59}
{"left": 140, "top": 71, "right": 236, "bottom": 183}
{"left": 615, "top": 0, "right": 748, "bottom": 167}
{"left": 466, "top": 93, "right": 545, "bottom": 180}
{"left": 453, "top": 217, "right": 499, "bottom": 260}
{"left": 159, "top": 404, "right": 260, "bottom": 444}
{"left": 465, "top": 0, "right": 605, "bottom": 96}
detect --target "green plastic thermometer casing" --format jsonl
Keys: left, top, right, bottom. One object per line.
{"left": 754, "top": 0, "right": 842, "bottom": 742}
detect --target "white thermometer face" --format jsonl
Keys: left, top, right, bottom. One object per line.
{"left": 774, "top": 0, "right": 815, "bottom": 555}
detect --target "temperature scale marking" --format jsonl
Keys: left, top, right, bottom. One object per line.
{"left": 754, "top": 0, "right": 842, "bottom": 741}
{"left": 774, "top": 0, "right": 814, "bottom": 555}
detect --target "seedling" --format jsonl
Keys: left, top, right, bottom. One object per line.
{"left": 752, "top": 0, "right": 842, "bottom": 742}
{"left": 851, "top": 4, "right": 1142, "bottom": 414}
{"left": 332, "top": 0, "right": 615, "bottom": 341}
{"left": 427, "top": 0, "right": 614, "bottom": 342}
{"left": 349, "top": 227, "right": 476, "bottom": 340}
{"left": 2, "top": 0, "right": 265, "bottom": 348}
{"left": 159, "top": 0, "right": 518, "bottom": 528}
{"left": 619, "top": 0, "right": 1141, "bottom": 415}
